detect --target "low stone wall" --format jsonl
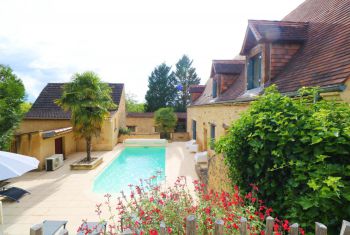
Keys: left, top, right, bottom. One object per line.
{"left": 208, "top": 153, "right": 232, "bottom": 193}
{"left": 118, "top": 134, "right": 160, "bottom": 143}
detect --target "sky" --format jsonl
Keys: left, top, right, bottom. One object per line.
{"left": 0, "top": 0, "right": 305, "bottom": 102}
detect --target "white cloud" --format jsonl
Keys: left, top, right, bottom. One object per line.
{"left": 0, "top": 0, "right": 305, "bottom": 102}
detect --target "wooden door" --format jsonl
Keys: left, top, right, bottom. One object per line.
{"left": 55, "top": 137, "right": 63, "bottom": 154}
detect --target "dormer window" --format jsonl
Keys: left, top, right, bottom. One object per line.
{"left": 212, "top": 79, "right": 218, "bottom": 98}
{"left": 247, "top": 53, "right": 262, "bottom": 90}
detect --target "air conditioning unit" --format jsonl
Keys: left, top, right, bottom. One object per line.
{"left": 46, "top": 154, "right": 64, "bottom": 171}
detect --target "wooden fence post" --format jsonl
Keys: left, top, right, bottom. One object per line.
{"left": 121, "top": 228, "right": 133, "bottom": 235}
{"left": 160, "top": 221, "right": 166, "bottom": 235}
{"left": 186, "top": 215, "right": 196, "bottom": 235}
{"left": 0, "top": 201, "right": 3, "bottom": 225}
{"left": 265, "top": 216, "right": 274, "bottom": 235}
{"left": 30, "top": 223, "right": 43, "bottom": 235}
{"left": 240, "top": 217, "right": 247, "bottom": 235}
{"left": 340, "top": 220, "right": 350, "bottom": 235}
{"left": 289, "top": 223, "right": 299, "bottom": 235}
{"left": 214, "top": 219, "right": 224, "bottom": 235}
{"left": 315, "top": 222, "right": 327, "bottom": 235}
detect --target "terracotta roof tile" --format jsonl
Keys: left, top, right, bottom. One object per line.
{"left": 211, "top": 60, "right": 245, "bottom": 76}
{"left": 241, "top": 20, "right": 308, "bottom": 55}
{"left": 274, "top": 0, "right": 350, "bottom": 92}
{"left": 189, "top": 85, "right": 205, "bottom": 93}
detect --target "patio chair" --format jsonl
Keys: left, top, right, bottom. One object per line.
{"left": 194, "top": 151, "right": 208, "bottom": 163}
{"left": 185, "top": 139, "right": 196, "bottom": 149}
{"left": 188, "top": 144, "right": 199, "bottom": 153}
{"left": 30, "top": 220, "right": 68, "bottom": 235}
{"left": 0, "top": 186, "right": 29, "bottom": 202}
{"left": 77, "top": 221, "right": 107, "bottom": 235}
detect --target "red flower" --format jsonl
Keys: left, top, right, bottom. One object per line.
{"left": 167, "top": 227, "right": 172, "bottom": 234}
{"left": 204, "top": 207, "right": 211, "bottom": 215}
{"left": 149, "top": 229, "right": 158, "bottom": 235}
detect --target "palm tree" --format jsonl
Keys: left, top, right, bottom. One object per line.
{"left": 56, "top": 71, "right": 116, "bottom": 162}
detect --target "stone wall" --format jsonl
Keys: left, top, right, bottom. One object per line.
{"left": 208, "top": 153, "right": 233, "bottom": 192}
{"left": 126, "top": 116, "right": 157, "bottom": 134}
{"left": 187, "top": 102, "right": 250, "bottom": 191}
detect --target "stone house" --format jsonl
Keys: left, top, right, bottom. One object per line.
{"left": 123, "top": 112, "right": 188, "bottom": 141}
{"left": 187, "top": 0, "right": 350, "bottom": 191}
{"left": 14, "top": 83, "right": 126, "bottom": 170}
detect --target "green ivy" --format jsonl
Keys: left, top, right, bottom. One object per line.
{"left": 216, "top": 85, "right": 350, "bottom": 233}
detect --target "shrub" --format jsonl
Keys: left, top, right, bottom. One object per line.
{"left": 119, "top": 127, "right": 131, "bottom": 136}
{"left": 83, "top": 174, "right": 301, "bottom": 234}
{"left": 0, "top": 65, "right": 25, "bottom": 150}
{"left": 216, "top": 85, "right": 350, "bottom": 233}
{"left": 154, "top": 107, "right": 177, "bottom": 139}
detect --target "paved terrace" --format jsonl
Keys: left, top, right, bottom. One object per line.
{"left": 0, "top": 142, "right": 198, "bottom": 235}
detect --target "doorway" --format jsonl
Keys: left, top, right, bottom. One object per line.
{"left": 55, "top": 137, "right": 63, "bottom": 154}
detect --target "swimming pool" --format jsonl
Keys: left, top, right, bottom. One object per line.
{"left": 93, "top": 147, "right": 166, "bottom": 193}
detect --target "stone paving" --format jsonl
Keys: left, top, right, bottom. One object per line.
{"left": 0, "top": 142, "right": 198, "bottom": 235}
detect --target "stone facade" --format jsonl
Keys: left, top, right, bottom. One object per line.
{"left": 15, "top": 88, "right": 127, "bottom": 170}
{"left": 187, "top": 102, "right": 250, "bottom": 191}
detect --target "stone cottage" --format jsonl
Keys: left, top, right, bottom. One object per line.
{"left": 187, "top": 0, "right": 350, "bottom": 191}
{"left": 14, "top": 83, "right": 126, "bottom": 169}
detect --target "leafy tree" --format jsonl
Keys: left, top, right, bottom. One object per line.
{"left": 216, "top": 85, "right": 350, "bottom": 233}
{"left": 174, "top": 55, "right": 200, "bottom": 112}
{"left": 20, "top": 102, "right": 32, "bottom": 115}
{"left": 154, "top": 107, "right": 177, "bottom": 139}
{"left": 56, "top": 71, "right": 116, "bottom": 162}
{"left": 0, "top": 65, "right": 25, "bottom": 150}
{"left": 126, "top": 93, "right": 145, "bottom": 113}
{"left": 145, "top": 63, "right": 177, "bottom": 112}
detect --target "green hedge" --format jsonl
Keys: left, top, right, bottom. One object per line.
{"left": 216, "top": 86, "right": 350, "bottom": 233}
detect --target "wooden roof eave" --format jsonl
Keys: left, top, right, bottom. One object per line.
{"left": 240, "top": 23, "right": 261, "bottom": 55}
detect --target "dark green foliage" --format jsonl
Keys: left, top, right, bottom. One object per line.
{"left": 154, "top": 107, "right": 177, "bottom": 139}
{"left": 174, "top": 55, "right": 200, "bottom": 112}
{"left": 0, "top": 65, "right": 25, "bottom": 150}
{"left": 216, "top": 85, "right": 350, "bottom": 233}
{"left": 118, "top": 127, "right": 131, "bottom": 136}
{"left": 145, "top": 63, "right": 177, "bottom": 112}
{"left": 56, "top": 71, "right": 116, "bottom": 161}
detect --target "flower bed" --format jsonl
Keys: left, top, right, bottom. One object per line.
{"left": 79, "top": 174, "right": 303, "bottom": 235}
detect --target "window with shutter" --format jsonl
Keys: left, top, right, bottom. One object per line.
{"left": 212, "top": 79, "right": 218, "bottom": 98}
{"left": 210, "top": 124, "right": 216, "bottom": 150}
{"left": 192, "top": 120, "right": 197, "bottom": 140}
{"left": 247, "top": 53, "right": 262, "bottom": 90}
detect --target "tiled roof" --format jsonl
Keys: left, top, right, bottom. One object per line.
{"left": 212, "top": 60, "right": 245, "bottom": 75}
{"left": 189, "top": 85, "right": 205, "bottom": 93}
{"left": 25, "top": 83, "right": 124, "bottom": 120}
{"left": 241, "top": 20, "right": 308, "bottom": 55}
{"left": 273, "top": 0, "right": 350, "bottom": 92}
{"left": 127, "top": 112, "right": 187, "bottom": 119}
{"left": 191, "top": 60, "right": 245, "bottom": 106}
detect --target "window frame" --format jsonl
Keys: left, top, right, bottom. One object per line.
{"left": 192, "top": 120, "right": 197, "bottom": 140}
{"left": 247, "top": 52, "right": 262, "bottom": 90}
{"left": 210, "top": 123, "right": 216, "bottom": 150}
{"left": 212, "top": 79, "right": 218, "bottom": 98}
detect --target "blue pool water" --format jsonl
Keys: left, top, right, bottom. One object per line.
{"left": 93, "top": 147, "right": 165, "bottom": 193}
